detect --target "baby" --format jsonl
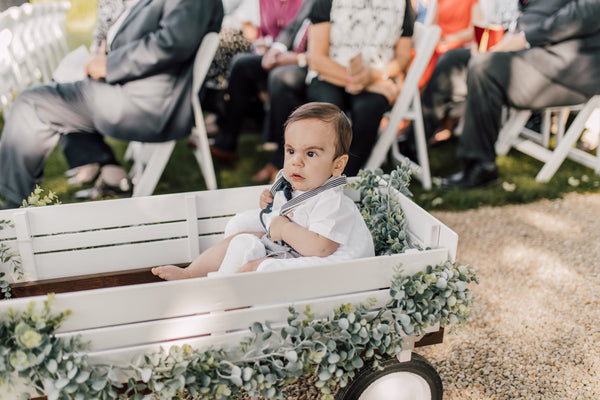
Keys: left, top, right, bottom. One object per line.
{"left": 151, "top": 102, "right": 374, "bottom": 280}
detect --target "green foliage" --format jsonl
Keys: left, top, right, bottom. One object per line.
{"left": 0, "top": 261, "right": 477, "bottom": 400}
{"left": 0, "top": 294, "right": 124, "bottom": 400}
{"left": 21, "top": 185, "right": 61, "bottom": 208}
{"left": 351, "top": 165, "right": 415, "bottom": 255}
{"left": 0, "top": 220, "right": 21, "bottom": 299}
{"left": 0, "top": 186, "right": 60, "bottom": 299}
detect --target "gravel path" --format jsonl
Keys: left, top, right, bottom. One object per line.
{"left": 417, "top": 192, "right": 600, "bottom": 399}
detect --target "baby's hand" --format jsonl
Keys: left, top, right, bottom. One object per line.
{"left": 268, "top": 216, "right": 290, "bottom": 241}
{"left": 260, "top": 189, "right": 273, "bottom": 210}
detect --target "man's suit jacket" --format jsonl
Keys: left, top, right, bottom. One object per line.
{"left": 94, "top": 0, "right": 223, "bottom": 142}
{"left": 517, "top": 0, "right": 600, "bottom": 97}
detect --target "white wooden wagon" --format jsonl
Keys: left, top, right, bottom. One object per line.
{"left": 0, "top": 183, "right": 458, "bottom": 400}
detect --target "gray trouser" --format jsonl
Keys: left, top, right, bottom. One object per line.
{"left": 0, "top": 80, "right": 121, "bottom": 205}
{"left": 458, "top": 51, "right": 588, "bottom": 163}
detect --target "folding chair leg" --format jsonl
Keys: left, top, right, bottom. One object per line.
{"left": 192, "top": 125, "right": 217, "bottom": 191}
{"left": 412, "top": 97, "right": 432, "bottom": 190}
{"left": 131, "top": 141, "right": 176, "bottom": 197}
{"left": 536, "top": 99, "right": 599, "bottom": 182}
{"left": 495, "top": 110, "right": 532, "bottom": 156}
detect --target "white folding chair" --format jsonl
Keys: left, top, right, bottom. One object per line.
{"left": 423, "top": 0, "right": 438, "bottom": 26}
{"left": 495, "top": 95, "right": 600, "bottom": 181}
{"left": 4, "top": 6, "right": 41, "bottom": 88}
{"left": 365, "top": 22, "right": 442, "bottom": 190}
{"left": 126, "top": 32, "right": 220, "bottom": 197}
{"left": 0, "top": 14, "right": 19, "bottom": 116}
{"left": 21, "top": 3, "right": 57, "bottom": 83}
{"left": 47, "top": 1, "right": 71, "bottom": 62}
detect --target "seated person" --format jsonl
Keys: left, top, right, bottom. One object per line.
{"left": 203, "top": 0, "right": 259, "bottom": 92}
{"left": 152, "top": 102, "right": 375, "bottom": 280}
{"left": 305, "top": 0, "right": 415, "bottom": 176}
{"left": 441, "top": 0, "right": 600, "bottom": 188}
{"left": 0, "top": 0, "right": 224, "bottom": 209}
{"left": 209, "top": 0, "right": 313, "bottom": 165}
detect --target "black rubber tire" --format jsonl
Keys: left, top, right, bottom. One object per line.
{"left": 335, "top": 353, "right": 443, "bottom": 400}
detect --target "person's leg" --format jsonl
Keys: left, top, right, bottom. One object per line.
{"left": 346, "top": 92, "right": 390, "bottom": 176}
{"left": 256, "top": 65, "right": 307, "bottom": 180}
{"left": 0, "top": 82, "right": 100, "bottom": 206}
{"left": 458, "top": 52, "right": 588, "bottom": 163}
{"left": 212, "top": 53, "right": 268, "bottom": 153}
{"left": 443, "top": 52, "right": 588, "bottom": 188}
{"left": 306, "top": 78, "right": 347, "bottom": 108}
{"left": 60, "top": 133, "right": 118, "bottom": 169}
{"left": 420, "top": 48, "right": 471, "bottom": 140}
{"left": 151, "top": 232, "right": 264, "bottom": 280}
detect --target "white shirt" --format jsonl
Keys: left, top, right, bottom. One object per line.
{"left": 222, "top": 186, "right": 375, "bottom": 273}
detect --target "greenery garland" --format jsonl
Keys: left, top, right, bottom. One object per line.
{"left": 351, "top": 166, "right": 415, "bottom": 255}
{"left": 0, "top": 218, "right": 22, "bottom": 299}
{"left": 0, "top": 262, "right": 478, "bottom": 400}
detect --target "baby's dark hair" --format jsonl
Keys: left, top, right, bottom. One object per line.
{"left": 284, "top": 102, "right": 352, "bottom": 159}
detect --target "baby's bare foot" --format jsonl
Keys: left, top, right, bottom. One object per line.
{"left": 151, "top": 265, "right": 190, "bottom": 281}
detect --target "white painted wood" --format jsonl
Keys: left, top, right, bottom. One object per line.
{"left": 58, "top": 289, "right": 393, "bottom": 352}
{"left": 12, "top": 210, "right": 37, "bottom": 281}
{"left": 131, "top": 141, "right": 176, "bottom": 197}
{"left": 31, "top": 220, "right": 189, "bottom": 253}
{"left": 496, "top": 96, "right": 600, "bottom": 182}
{"left": 2, "top": 249, "right": 448, "bottom": 332}
{"left": 395, "top": 190, "right": 458, "bottom": 261}
{"left": 185, "top": 194, "right": 200, "bottom": 259}
{"left": 536, "top": 96, "right": 600, "bottom": 182}
{"left": 496, "top": 109, "right": 532, "bottom": 156}
{"left": 0, "top": 183, "right": 456, "bottom": 280}
{"left": 0, "top": 185, "right": 458, "bottom": 392}
{"left": 33, "top": 239, "right": 191, "bottom": 279}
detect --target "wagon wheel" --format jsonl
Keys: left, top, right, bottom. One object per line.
{"left": 335, "top": 353, "right": 443, "bottom": 400}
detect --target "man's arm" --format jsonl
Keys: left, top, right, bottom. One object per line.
{"left": 106, "top": 0, "right": 223, "bottom": 84}
{"left": 523, "top": 0, "right": 600, "bottom": 47}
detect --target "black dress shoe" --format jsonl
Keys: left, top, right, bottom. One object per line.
{"left": 441, "top": 161, "right": 499, "bottom": 189}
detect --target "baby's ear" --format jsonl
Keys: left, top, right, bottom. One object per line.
{"left": 332, "top": 154, "right": 349, "bottom": 176}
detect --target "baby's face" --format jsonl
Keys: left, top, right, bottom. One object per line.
{"left": 283, "top": 118, "right": 348, "bottom": 192}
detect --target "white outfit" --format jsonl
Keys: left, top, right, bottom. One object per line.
{"left": 219, "top": 186, "right": 374, "bottom": 274}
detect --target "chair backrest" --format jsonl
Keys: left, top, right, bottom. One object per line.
{"left": 0, "top": 14, "right": 19, "bottom": 115}
{"left": 422, "top": 0, "right": 438, "bottom": 26}
{"left": 404, "top": 22, "right": 441, "bottom": 103}
{"left": 191, "top": 31, "right": 220, "bottom": 130}
{"left": 4, "top": 6, "right": 37, "bottom": 88}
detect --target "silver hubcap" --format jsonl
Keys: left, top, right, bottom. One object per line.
{"left": 358, "top": 372, "right": 432, "bottom": 400}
